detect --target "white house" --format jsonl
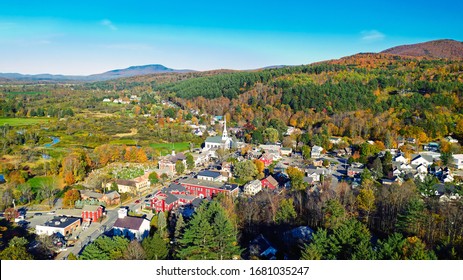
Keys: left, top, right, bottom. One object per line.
{"left": 445, "top": 136, "right": 459, "bottom": 144}
{"left": 411, "top": 155, "right": 432, "bottom": 167}
{"left": 329, "top": 137, "right": 343, "bottom": 145}
{"left": 394, "top": 154, "right": 409, "bottom": 164}
{"left": 112, "top": 208, "right": 150, "bottom": 241}
{"left": 453, "top": 154, "right": 463, "bottom": 169}
{"left": 244, "top": 180, "right": 262, "bottom": 196}
{"left": 416, "top": 164, "right": 428, "bottom": 174}
{"left": 311, "top": 146, "right": 324, "bottom": 158}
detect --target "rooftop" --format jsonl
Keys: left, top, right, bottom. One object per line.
{"left": 113, "top": 216, "right": 147, "bottom": 231}
{"left": 116, "top": 179, "right": 137, "bottom": 187}
{"left": 82, "top": 205, "right": 103, "bottom": 212}
{"left": 40, "top": 216, "right": 80, "bottom": 229}
{"left": 178, "top": 178, "right": 238, "bottom": 192}
{"left": 197, "top": 170, "right": 222, "bottom": 178}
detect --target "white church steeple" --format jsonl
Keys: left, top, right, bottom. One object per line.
{"left": 222, "top": 116, "right": 228, "bottom": 140}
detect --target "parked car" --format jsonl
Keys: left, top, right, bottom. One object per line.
{"left": 34, "top": 212, "right": 43, "bottom": 216}
{"left": 135, "top": 200, "right": 140, "bottom": 203}
{"left": 47, "top": 211, "right": 55, "bottom": 215}
{"left": 145, "top": 194, "right": 152, "bottom": 198}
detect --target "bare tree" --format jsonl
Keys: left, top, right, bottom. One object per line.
{"left": 123, "top": 240, "right": 146, "bottom": 260}
{"left": 39, "top": 179, "right": 58, "bottom": 210}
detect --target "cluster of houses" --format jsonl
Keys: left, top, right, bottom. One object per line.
{"left": 102, "top": 95, "right": 140, "bottom": 104}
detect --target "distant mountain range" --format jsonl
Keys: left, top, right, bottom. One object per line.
{"left": 381, "top": 39, "right": 463, "bottom": 60}
{"left": 0, "top": 64, "right": 194, "bottom": 82}
{"left": 1, "top": 39, "right": 462, "bottom": 83}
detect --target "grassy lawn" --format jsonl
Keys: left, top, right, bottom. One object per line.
{"left": 150, "top": 142, "right": 192, "bottom": 155}
{"left": 26, "top": 176, "right": 60, "bottom": 192}
{"left": 0, "top": 117, "right": 51, "bottom": 126}
{"left": 110, "top": 139, "right": 138, "bottom": 145}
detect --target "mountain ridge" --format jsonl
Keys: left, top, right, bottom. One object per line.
{"left": 380, "top": 39, "right": 463, "bottom": 60}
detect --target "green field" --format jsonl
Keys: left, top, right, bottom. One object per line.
{"left": 0, "top": 117, "right": 50, "bottom": 126}
{"left": 150, "top": 142, "right": 192, "bottom": 155}
{"left": 26, "top": 176, "right": 59, "bottom": 192}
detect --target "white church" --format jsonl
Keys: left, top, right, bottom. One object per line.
{"left": 204, "top": 117, "right": 232, "bottom": 150}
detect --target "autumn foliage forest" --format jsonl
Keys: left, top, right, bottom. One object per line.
{"left": 1, "top": 51, "right": 463, "bottom": 259}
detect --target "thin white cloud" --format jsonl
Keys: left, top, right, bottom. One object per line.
{"left": 101, "top": 19, "right": 117, "bottom": 31}
{"left": 361, "top": 30, "right": 385, "bottom": 42}
{"left": 103, "top": 43, "right": 153, "bottom": 51}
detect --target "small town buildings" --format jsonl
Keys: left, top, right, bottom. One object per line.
{"left": 204, "top": 118, "right": 232, "bottom": 150}
{"left": 329, "top": 137, "right": 343, "bottom": 145}
{"left": 411, "top": 155, "right": 432, "bottom": 167}
{"left": 393, "top": 154, "right": 409, "bottom": 164}
{"left": 178, "top": 178, "right": 239, "bottom": 198}
{"left": 244, "top": 180, "right": 262, "bottom": 196}
{"left": 81, "top": 205, "right": 104, "bottom": 222}
{"left": 311, "top": 146, "right": 323, "bottom": 158}
{"left": 158, "top": 151, "right": 187, "bottom": 176}
{"left": 112, "top": 208, "right": 150, "bottom": 241}
{"left": 280, "top": 147, "right": 293, "bottom": 157}
{"left": 150, "top": 183, "right": 196, "bottom": 212}
{"left": 248, "top": 234, "right": 277, "bottom": 260}
{"left": 81, "top": 190, "right": 120, "bottom": 206}
{"left": 261, "top": 175, "right": 279, "bottom": 190}
{"left": 445, "top": 136, "right": 459, "bottom": 143}
{"left": 453, "top": 154, "right": 463, "bottom": 169}
{"left": 423, "top": 142, "right": 440, "bottom": 152}
{"left": 35, "top": 216, "right": 81, "bottom": 237}
{"left": 347, "top": 166, "right": 364, "bottom": 177}
{"left": 197, "top": 170, "right": 226, "bottom": 182}
{"left": 258, "top": 153, "right": 274, "bottom": 167}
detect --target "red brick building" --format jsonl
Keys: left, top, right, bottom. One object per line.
{"left": 81, "top": 205, "right": 104, "bottom": 222}
{"left": 178, "top": 178, "right": 239, "bottom": 198}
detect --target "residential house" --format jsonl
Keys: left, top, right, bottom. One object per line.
{"left": 393, "top": 154, "right": 409, "bottom": 164}
{"left": 453, "top": 154, "right": 463, "bottom": 169}
{"left": 445, "top": 136, "right": 459, "bottom": 143}
{"left": 159, "top": 151, "right": 187, "bottom": 176}
{"left": 81, "top": 190, "right": 120, "bottom": 206}
{"left": 280, "top": 147, "right": 292, "bottom": 157}
{"left": 329, "top": 137, "right": 343, "bottom": 145}
{"left": 381, "top": 176, "right": 404, "bottom": 186}
{"left": 35, "top": 216, "right": 81, "bottom": 237}
{"left": 411, "top": 155, "right": 432, "bottom": 167}
{"left": 248, "top": 234, "right": 277, "bottom": 260}
{"left": 244, "top": 180, "right": 262, "bottom": 196}
{"left": 261, "top": 175, "right": 279, "bottom": 190}
{"left": 111, "top": 208, "right": 150, "bottom": 241}
{"left": 259, "top": 153, "right": 274, "bottom": 167}
{"left": 115, "top": 175, "right": 150, "bottom": 195}
{"left": 311, "top": 146, "right": 323, "bottom": 158}
{"left": 81, "top": 205, "right": 104, "bottom": 222}
{"left": 423, "top": 142, "right": 440, "bottom": 152}
{"left": 347, "top": 166, "right": 363, "bottom": 177}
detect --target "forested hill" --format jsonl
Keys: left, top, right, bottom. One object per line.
{"left": 381, "top": 39, "right": 463, "bottom": 60}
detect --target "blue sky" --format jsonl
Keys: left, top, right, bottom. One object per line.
{"left": 0, "top": 0, "right": 462, "bottom": 75}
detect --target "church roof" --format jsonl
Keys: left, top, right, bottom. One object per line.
{"left": 205, "top": 135, "right": 225, "bottom": 144}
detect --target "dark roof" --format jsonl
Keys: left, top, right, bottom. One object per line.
{"left": 116, "top": 179, "right": 136, "bottom": 187}
{"left": 42, "top": 216, "right": 80, "bottom": 228}
{"left": 197, "top": 170, "right": 221, "bottom": 178}
{"left": 165, "top": 193, "right": 179, "bottom": 205}
{"left": 113, "top": 216, "right": 145, "bottom": 231}
{"left": 165, "top": 183, "right": 186, "bottom": 192}
{"left": 179, "top": 178, "right": 238, "bottom": 192}
{"left": 169, "top": 153, "right": 186, "bottom": 163}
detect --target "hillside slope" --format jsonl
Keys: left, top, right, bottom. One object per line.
{"left": 381, "top": 39, "right": 463, "bottom": 60}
